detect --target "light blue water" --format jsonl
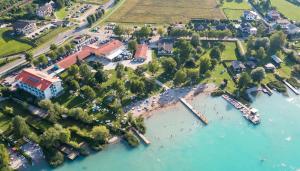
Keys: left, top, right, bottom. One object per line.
{"left": 26, "top": 90, "right": 300, "bottom": 171}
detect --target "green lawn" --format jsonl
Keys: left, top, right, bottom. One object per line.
{"left": 55, "top": 7, "right": 68, "bottom": 20}
{"left": 221, "top": 42, "right": 239, "bottom": 61}
{"left": 34, "top": 27, "right": 69, "bottom": 46}
{"left": 0, "top": 28, "right": 33, "bottom": 57}
{"left": 271, "top": 0, "right": 300, "bottom": 21}
{"left": 221, "top": 0, "right": 251, "bottom": 20}
{"left": 223, "top": 9, "right": 244, "bottom": 20}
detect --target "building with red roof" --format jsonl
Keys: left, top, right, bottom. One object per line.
{"left": 55, "top": 39, "right": 124, "bottom": 70}
{"left": 15, "top": 68, "right": 63, "bottom": 99}
{"left": 134, "top": 44, "right": 148, "bottom": 62}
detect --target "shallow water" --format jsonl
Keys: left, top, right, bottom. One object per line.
{"left": 25, "top": 90, "right": 300, "bottom": 171}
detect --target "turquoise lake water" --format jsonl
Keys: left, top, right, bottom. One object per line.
{"left": 25, "top": 90, "right": 300, "bottom": 171}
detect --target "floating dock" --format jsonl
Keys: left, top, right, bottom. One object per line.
{"left": 179, "top": 98, "right": 208, "bottom": 125}
{"left": 132, "top": 128, "right": 151, "bottom": 145}
{"left": 222, "top": 95, "right": 260, "bottom": 124}
{"left": 283, "top": 80, "right": 300, "bottom": 95}
{"left": 261, "top": 84, "right": 273, "bottom": 96}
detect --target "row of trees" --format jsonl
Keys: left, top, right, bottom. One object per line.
{"left": 87, "top": 9, "right": 105, "bottom": 26}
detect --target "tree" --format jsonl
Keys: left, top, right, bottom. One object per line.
{"left": 270, "top": 31, "right": 287, "bottom": 53}
{"left": 40, "top": 124, "right": 70, "bottom": 149}
{"left": 91, "top": 126, "right": 110, "bottom": 143}
{"left": 174, "top": 40, "right": 194, "bottom": 65}
{"left": 128, "top": 40, "right": 137, "bottom": 52}
{"left": 95, "top": 69, "right": 108, "bottom": 83}
{"left": 135, "top": 26, "right": 151, "bottom": 39}
{"left": 238, "top": 72, "right": 251, "bottom": 88}
{"left": 113, "top": 25, "right": 125, "bottom": 37}
{"left": 174, "top": 69, "right": 187, "bottom": 86}
{"left": 199, "top": 57, "right": 211, "bottom": 75}
{"left": 0, "top": 144, "right": 10, "bottom": 170}
{"left": 69, "top": 80, "right": 80, "bottom": 91}
{"left": 112, "top": 80, "right": 127, "bottom": 99}
{"left": 191, "top": 33, "right": 200, "bottom": 47}
{"left": 38, "top": 54, "right": 48, "bottom": 65}
{"left": 161, "top": 57, "right": 177, "bottom": 74}
{"left": 186, "top": 69, "right": 199, "bottom": 83}
{"left": 81, "top": 86, "right": 96, "bottom": 100}
{"left": 129, "top": 79, "right": 145, "bottom": 95}
{"left": 210, "top": 47, "right": 221, "bottom": 60}
{"left": 115, "top": 63, "right": 125, "bottom": 79}
{"left": 251, "top": 67, "right": 266, "bottom": 82}
{"left": 68, "top": 108, "right": 93, "bottom": 124}
{"left": 64, "top": 44, "right": 72, "bottom": 52}
{"left": 79, "top": 64, "right": 93, "bottom": 82}
{"left": 256, "top": 47, "right": 267, "bottom": 60}
{"left": 68, "top": 65, "right": 79, "bottom": 76}
{"left": 57, "top": 47, "right": 66, "bottom": 56}
{"left": 12, "top": 116, "right": 30, "bottom": 138}
{"left": 50, "top": 44, "right": 58, "bottom": 51}
{"left": 148, "top": 61, "right": 159, "bottom": 75}
{"left": 25, "top": 52, "right": 33, "bottom": 63}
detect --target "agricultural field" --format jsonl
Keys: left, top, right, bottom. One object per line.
{"left": 271, "top": 0, "right": 300, "bottom": 21}
{"left": 0, "top": 28, "right": 33, "bottom": 57}
{"left": 107, "top": 0, "right": 226, "bottom": 24}
{"left": 78, "top": 0, "right": 110, "bottom": 5}
{"left": 221, "top": 0, "right": 251, "bottom": 20}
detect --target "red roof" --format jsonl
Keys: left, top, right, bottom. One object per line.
{"left": 16, "top": 68, "right": 60, "bottom": 91}
{"left": 134, "top": 44, "right": 148, "bottom": 59}
{"left": 57, "top": 40, "right": 123, "bottom": 69}
{"left": 94, "top": 39, "right": 123, "bottom": 56}
{"left": 57, "top": 46, "right": 95, "bottom": 69}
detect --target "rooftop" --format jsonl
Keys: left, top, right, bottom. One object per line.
{"left": 134, "top": 44, "right": 148, "bottom": 59}
{"left": 16, "top": 68, "right": 61, "bottom": 91}
{"left": 94, "top": 39, "right": 123, "bottom": 56}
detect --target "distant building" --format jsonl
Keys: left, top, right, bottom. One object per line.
{"left": 36, "top": 1, "right": 54, "bottom": 18}
{"left": 264, "top": 63, "right": 276, "bottom": 72}
{"left": 134, "top": 44, "right": 148, "bottom": 62}
{"left": 231, "top": 60, "right": 246, "bottom": 72}
{"left": 276, "top": 19, "right": 290, "bottom": 30}
{"left": 271, "top": 55, "right": 283, "bottom": 65}
{"left": 158, "top": 38, "right": 173, "bottom": 56}
{"left": 15, "top": 68, "right": 63, "bottom": 99}
{"left": 243, "top": 10, "right": 258, "bottom": 21}
{"left": 93, "top": 39, "right": 125, "bottom": 61}
{"left": 248, "top": 27, "right": 257, "bottom": 35}
{"left": 267, "top": 10, "right": 281, "bottom": 21}
{"left": 13, "top": 20, "right": 37, "bottom": 35}
{"left": 285, "top": 24, "right": 300, "bottom": 35}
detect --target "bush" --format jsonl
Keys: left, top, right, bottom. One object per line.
{"left": 287, "top": 77, "right": 300, "bottom": 89}
{"left": 124, "top": 131, "right": 140, "bottom": 147}
{"left": 211, "top": 89, "right": 225, "bottom": 97}
{"left": 267, "top": 81, "right": 287, "bottom": 93}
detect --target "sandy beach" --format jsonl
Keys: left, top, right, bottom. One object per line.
{"left": 124, "top": 83, "right": 217, "bottom": 118}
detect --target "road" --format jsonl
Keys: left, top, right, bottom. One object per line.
{"left": 0, "top": 0, "right": 116, "bottom": 77}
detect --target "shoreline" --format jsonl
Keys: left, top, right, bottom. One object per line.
{"left": 123, "top": 83, "right": 217, "bottom": 119}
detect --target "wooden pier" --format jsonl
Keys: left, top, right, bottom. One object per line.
{"left": 261, "top": 84, "right": 273, "bottom": 96}
{"left": 283, "top": 80, "right": 300, "bottom": 95}
{"left": 132, "top": 128, "right": 151, "bottom": 145}
{"left": 179, "top": 98, "right": 208, "bottom": 125}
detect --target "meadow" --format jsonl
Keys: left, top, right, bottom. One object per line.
{"left": 271, "top": 0, "right": 300, "bottom": 21}
{"left": 0, "top": 28, "right": 33, "bottom": 57}
{"left": 107, "top": 0, "right": 226, "bottom": 24}
{"left": 221, "top": 0, "right": 251, "bottom": 20}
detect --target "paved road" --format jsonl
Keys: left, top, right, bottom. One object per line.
{"left": 0, "top": 0, "right": 116, "bottom": 77}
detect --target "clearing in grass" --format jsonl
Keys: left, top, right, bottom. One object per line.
{"left": 107, "top": 0, "right": 226, "bottom": 24}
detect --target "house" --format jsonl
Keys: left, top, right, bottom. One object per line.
{"left": 13, "top": 20, "right": 37, "bottom": 35}
{"left": 276, "top": 19, "right": 290, "bottom": 30}
{"left": 15, "top": 68, "right": 63, "bottom": 99}
{"left": 243, "top": 10, "right": 258, "bottom": 21}
{"left": 93, "top": 39, "right": 125, "bottom": 61}
{"left": 248, "top": 27, "right": 257, "bottom": 35}
{"left": 158, "top": 38, "right": 174, "bottom": 56}
{"left": 246, "top": 61, "right": 257, "bottom": 69}
{"left": 264, "top": 63, "right": 276, "bottom": 72}
{"left": 36, "top": 1, "right": 54, "bottom": 18}
{"left": 285, "top": 24, "right": 300, "bottom": 35}
{"left": 271, "top": 55, "right": 283, "bottom": 65}
{"left": 134, "top": 44, "right": 148, "bottom": 62}
{"left": 267, "top": 10, "right": 281, "bottom": 21}
{"left": 231, "top": 60, "right": 246, "bottom": 72}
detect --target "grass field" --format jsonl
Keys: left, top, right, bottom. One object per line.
{"left": 107, "top": 0, "right": 226, "bottom": 24}
{"left": 221, "top": 0, "right": 251, "bottom": 20}
{"left": 55, "top": 7, "right": 68, "bottom": 20}
{"left": 0, "top": 28, "right": 33, "bottom": 57}
{"left": 271, "top": 0, "right": 300, "bottom": 21}
{"left": 78, "top": 0, "right": 110, "bottom": 5}
{"left": 221, "top": 42, "right": 239, "bottom": 61}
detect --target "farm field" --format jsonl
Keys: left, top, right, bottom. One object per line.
{"left": 107, "top": 0, "right": 226, "bottom": 24}
{"left": 271, "top": 0, "right": 300, "bottom": 21}
{"left": 221, "top": 0, "right": 251, "bottom": 20}
{"left": 0, "top": 28, "right": 33, "bottom": 57}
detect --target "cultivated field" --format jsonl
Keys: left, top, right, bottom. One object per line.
{"left": 271, "top": 0, "right": 300, "bottom": 21}
{"left": 107, "top": 0, "right": 226, "bottom": 24}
